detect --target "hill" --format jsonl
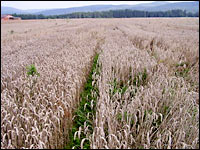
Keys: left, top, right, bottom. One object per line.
{"left": 1, "top": 6, "right": 46, "bottom": 14}
{"left": 1, "top": 1, "right": 199, "bottom": 16}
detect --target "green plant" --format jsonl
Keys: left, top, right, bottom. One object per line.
{"left": 175, "top": 62, "right": 189, "bottom": 67}
{"left": 109, "top": 78, "right": 129, "bottom": 97}
{"left": 26, "top": 64, "right": 40, "bottom": 76}
{"left": 65, "top": 53, "right": 100, "bottom": 149}
{"left": 132, "top": 68, "right": 148, "bottom": 87}
{"left": 175, "top": 62, "right": 190, "bottom": 78}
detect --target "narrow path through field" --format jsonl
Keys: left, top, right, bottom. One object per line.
{"left": 64, "top": 53, "right": 100, "bottom": 149}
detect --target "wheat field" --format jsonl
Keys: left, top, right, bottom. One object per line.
{"left": 1, "top": 18, "right": 199, "bottom": 149}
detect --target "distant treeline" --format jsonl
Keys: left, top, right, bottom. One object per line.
{"left": 12, "top": 9, "right": 199, "bottom": 19}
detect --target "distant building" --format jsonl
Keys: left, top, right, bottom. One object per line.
{"left": 1, "top": 14, "right": 21, "bottom": 20}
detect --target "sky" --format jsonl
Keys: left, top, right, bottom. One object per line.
{"left": 1, "top": 1, "right": 191, "bottom": 10}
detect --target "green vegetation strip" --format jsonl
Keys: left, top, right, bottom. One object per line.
{"left": 65, "top": 53, "right": 100, "bottom": 149}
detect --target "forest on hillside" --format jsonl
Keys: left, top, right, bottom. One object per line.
{"left": 12, "top": 9, "right": 199, "bottom": 19}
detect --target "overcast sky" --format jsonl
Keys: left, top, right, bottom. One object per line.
{"left": 1, "top": 1, "right": 191, "bottom": 10}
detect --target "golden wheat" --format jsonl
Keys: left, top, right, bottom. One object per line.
{"left": 1, "top": 18, "right": 199, "bottom": 149}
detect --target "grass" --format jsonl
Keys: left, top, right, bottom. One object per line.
{"left": 109, "top": 68, "right": 148, "bottom": 98}
{"left": 132, "top": 68, "right": 148, "bottom": 87}
{"left": 175, "top": 61, "right": 190, "bottom": 78}
{"left": 109, "top": 78, "right": 128, "bottom": 96}
{"left": 26, "top": 64, "right": 40, "bottom": 77}
{"left": 64, "top": 53, "right": 100, "bottom": 149}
